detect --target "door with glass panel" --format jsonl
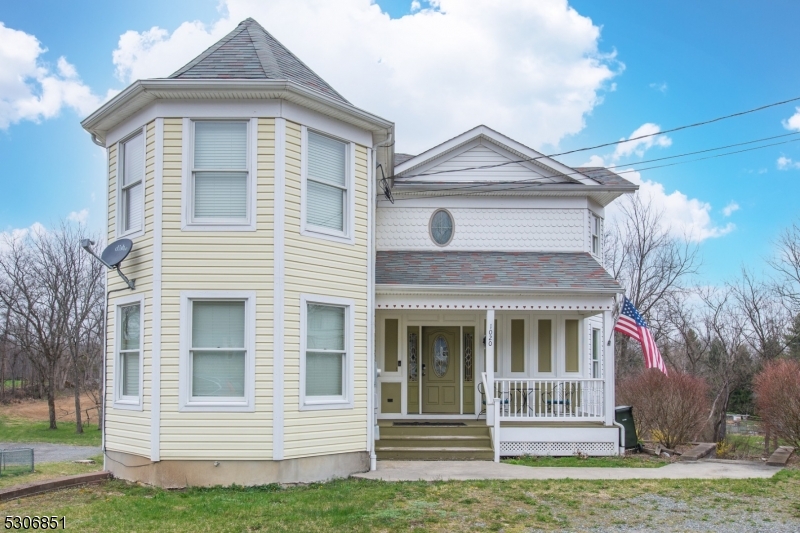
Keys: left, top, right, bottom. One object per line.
{"left": 421, "top": 327, "right": 460, "bottom": 414}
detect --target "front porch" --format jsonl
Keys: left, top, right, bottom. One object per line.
{"left": 374, "top": 299, "right": 622, "bottom": 460}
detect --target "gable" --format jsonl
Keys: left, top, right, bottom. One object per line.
{"left": 394, "top": 125, "right": 595, "bottom": 185}
{"left": 399, "top": 138, "right": 575, "bottom": 184}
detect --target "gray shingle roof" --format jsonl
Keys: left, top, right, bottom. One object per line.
{"left": 376, "top": 251, "right": 621, "bottom": 292}
{"left": 169, "top": 18, "right": 349, "bottom": 104}
{"left": 394, "top": 153, "right": 416, "bottom": 166}
{"left": 576, "top": 167, "right": 636, "bottom": 187}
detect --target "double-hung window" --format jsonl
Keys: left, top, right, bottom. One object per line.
{"left": 119, "top": 131, "right": 144, "bottom": 236}
{"left": 114, "top": 295, "right": 143, "bottom": 409}
{"left": 302, "top": 129, "right": 353, "bottom": 242}
{"left": 301, "top": 295, "right": 354, "bottom": 409}
{"left": 180, "top": 292, "right": 255, "bottom": 411}
{"left": 591, "top": 214, "right": 600, "bottom": 255}
{"left": 188, "top": 120, "right": 251, "bottom": 227}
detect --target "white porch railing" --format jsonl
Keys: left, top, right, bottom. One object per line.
{"left": 492, "top": 378, "right": 605, "bottom": 421}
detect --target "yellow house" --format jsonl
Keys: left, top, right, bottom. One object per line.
{"left": 82, "top": 18, "right": 393, "bottom": 486}
{"left": 82, "top": 18, "right": 637, "bottom": 488}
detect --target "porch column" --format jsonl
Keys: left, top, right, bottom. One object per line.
{"left": 486, "top": 308, "right": 495, "bottom": 399}
{"left": 603, "top": 309, "right": 615, "bottom": 426}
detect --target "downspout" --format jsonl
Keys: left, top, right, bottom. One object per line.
{"left": 367, "top": 130, "right": 393, "bottom": 471}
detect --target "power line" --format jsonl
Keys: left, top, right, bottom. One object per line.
{"left": 382, "top": 135, "right": 800, "bottom": 202}
{"left": 396, "top": 95, "right": 800, "bottom": 180}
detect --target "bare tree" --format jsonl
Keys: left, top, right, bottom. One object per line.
{"left": 0, "top": 223, "right": 104, "bottom": 430}
{"left": 605, "top": 194, "right": 700, "bottom": 376}
{"left": 770, "top": 221, "right": 800, "bottom": 311}
{"left": 731, "top": 268, "right": 788, "bottom": 362}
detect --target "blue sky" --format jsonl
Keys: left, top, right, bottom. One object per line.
{"left": 1, "top": 1, "right": 799, "bottom": 286}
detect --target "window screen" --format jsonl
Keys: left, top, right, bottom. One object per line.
{"left": 537, "top": 319, "right": 552, "bottom": 373}
{"left": 307, "top": 131, "right": 347, "bottom": 232}
{"left": 306, "top": 303, "right": 346, "bottom": 397}
{"left": 510, "top": 319, "right": 525, "bottom": 373}
{"left": 565, "top": 319, "right": 579, "bottom": 373}
{"left": 121, "top": 133, "right": 144, "bottom": 233}
{"left": 119, "top": 303, "right": 141, "bottom": 398}
{"left": 190, "top": 300, "right": 246, "bottom": 398}
{"left": 192, "top": 121, "right": 248, "bottom": 220}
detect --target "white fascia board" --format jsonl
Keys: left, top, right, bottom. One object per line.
{"left": 391, "top": 182, "right": 637, "bottom": 194}
{"left": 374, "top": 293, "right": 616, "bottom": 311}
{"left": 394, "top": 125, "right": 589, "bottom": 183}
{"left": 375, "top": 284, "right": 623, "bottom": 296}
{"left": 82, "top": 79, "right": 393, "bottom": 145}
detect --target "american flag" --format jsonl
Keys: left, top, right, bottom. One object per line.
{"left": 614, "top": 297, "right": 668, "bottom": 375}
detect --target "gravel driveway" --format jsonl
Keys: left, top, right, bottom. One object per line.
{"left": 0, "top": 442, "right": 101, "bottom": 463}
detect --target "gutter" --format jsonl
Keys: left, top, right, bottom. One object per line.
{"left": 375, "top": 284, "right": 624, "bottom": 296}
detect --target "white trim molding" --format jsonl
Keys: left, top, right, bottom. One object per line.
{"left": 178, "top": 290, "right": 257, "bottom": 412}
{"left": 273, "top": 117, "right": 286, "bottom": 461}
{"left": 112, "top": 292, "right": 145, "bottom": 411}
{"left": 299, "top": 293, "right": 356, "bottom": 411}
{"left": 299, "top": 125, "right": 357, "bottom": 245}
{"left": 180, "top": 117, "right": 258, "bottom": 232}
{"left": 150, "top": 118, "right": 163, "bottom": 460}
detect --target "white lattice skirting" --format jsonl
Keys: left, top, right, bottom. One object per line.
{"left": 500, "top": 441, "right": 616, "bottom": 456}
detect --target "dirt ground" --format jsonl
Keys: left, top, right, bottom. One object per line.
{"left": 2, "top": 391, "right": 98, "bottom": 421}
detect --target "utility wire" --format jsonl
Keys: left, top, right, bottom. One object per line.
{"left": 396, "top": 95, "right": 800, "bottom": 180}
{"left": 382, "top": 135, "right": 800, "bottom": 202}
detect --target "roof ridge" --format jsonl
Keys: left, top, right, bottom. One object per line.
{"left": 243, "top": 20, "right": 281, "bottom": 78}
{"left": 169, "top": 21, "right": 249, "bottom": 79}
{"left": 243, "top": 19, "right": 349, "bottom": 104}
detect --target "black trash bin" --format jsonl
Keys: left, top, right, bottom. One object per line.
{"left": 615, "top": 405, "right": 638, "bottom": 450}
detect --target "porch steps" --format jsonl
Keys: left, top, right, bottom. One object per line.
{"left": 376, "top": 422, "right": 493, "bottom": 460}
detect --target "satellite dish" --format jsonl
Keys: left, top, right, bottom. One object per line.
{"left": 101, "top": 239, "right": 133, "bottom": 268}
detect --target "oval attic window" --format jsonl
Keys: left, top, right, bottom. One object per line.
{"left": 430, "top": 209, "right": 454, "bottom": 246}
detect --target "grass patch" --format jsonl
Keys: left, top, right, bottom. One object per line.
{"left": 504, "top": 454, "right": 668, "bottom": 468}
{"left": 0, "top": 416, "right": 101, "bottom": 447}
{"left": 1, "top": 471, "right": 798, "bottom": 532}
{"left": 0, "top": 455, "right": 103, "bottom": 490}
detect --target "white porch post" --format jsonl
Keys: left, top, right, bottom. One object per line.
{"left": 603, "top": 309, "right": 615, "bottom": 426}
{"left": 486, "top": 308, "right": 495, "bottom": 397}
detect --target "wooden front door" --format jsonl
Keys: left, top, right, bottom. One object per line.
{"left": 421, "top": 326, "right": 460, "bottom": 414}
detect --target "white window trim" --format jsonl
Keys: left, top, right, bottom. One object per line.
{"left": 178, "top": 291, "right": 256, "bottom": 412}
{"left": 300, "top": 126, "right": 356, "bottom": 245}
{"left": 533, "top": 315, "right": 557, "bottom": 378}
{"left": 113, "top": 293, "right": 145, "bottom": 411}
{"left": 116, "top": 127, "right": 146, "bottom": 240}
{"left": 299, "top": 293, "right": 355, "bottom": 410}
{"left": 181, "top": 118, "right": 258, "bottom": 232}
{"left": 591, "top": 326, "right": 601, "bottom": 379}
{"left": 590, "top": 213, "right": 601, "bottom": 257}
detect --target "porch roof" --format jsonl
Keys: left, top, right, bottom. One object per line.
{"left": 375, "top": 251, "right": 622, "bottom": 294}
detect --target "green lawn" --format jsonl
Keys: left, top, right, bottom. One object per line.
{"left": 503, "top": 454, "right": 668, "bottom": 468}
{"left": 0, "top": 417, "right": 101, "bottom": 447}
{"left": 0, "top": 456, "right": 103, "bottom": 490}
{"left": 1, "top": 470, "right": 798, "bottom": 531}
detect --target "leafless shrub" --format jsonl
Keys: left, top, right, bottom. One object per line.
{"left": 617, "top": 369, "right": 710, "bottom": 449}
{"left": 754, "top": 358, "right": 800, "bottom": 449}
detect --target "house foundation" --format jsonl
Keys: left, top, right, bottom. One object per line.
{"left": 105, "top": 450, "right": 370, "bottom": 488}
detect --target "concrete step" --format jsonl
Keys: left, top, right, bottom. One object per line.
{"left": 766, "top": 446, "right": 795, "bottom": 467}
{"left": 378, "top": 435, "right": 491, "bottom": 448}
{"left": 375, "top": 446, "right": 494, "bottom": 461}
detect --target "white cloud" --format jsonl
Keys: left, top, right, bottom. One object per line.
{"left": 783, "top": 107, "right": 800, "bottom": 131}
{"left": 0, "top": 222, "right": 46, "bottom": 252}
{"left": 607, "top": 169, "right": 734, "bottom": 242}
{"left": 581, "top": 122, "right": 672, "bottom": 167}
{"left": 411, "top": 0, "right": 422, "bottom": 11}
{"left": 67, "top": 209, "right": 89, "bottom": 224}
{"left": 649, "top": 81, "right": 668, "bottom": 93}
{"left": 611, "top": 122, "right": 672, "bottom": 161}
{"left": 110, "top": 0, "right": 620, "bottom": 153}
{"left": 722, "top": 201, "right": 739, "bottom": 217}
{"left": 777, "top": 156, "right": 800, "bottom": 170}
{"left": 0, "top": 23, "right": 103, "bottom": 129}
